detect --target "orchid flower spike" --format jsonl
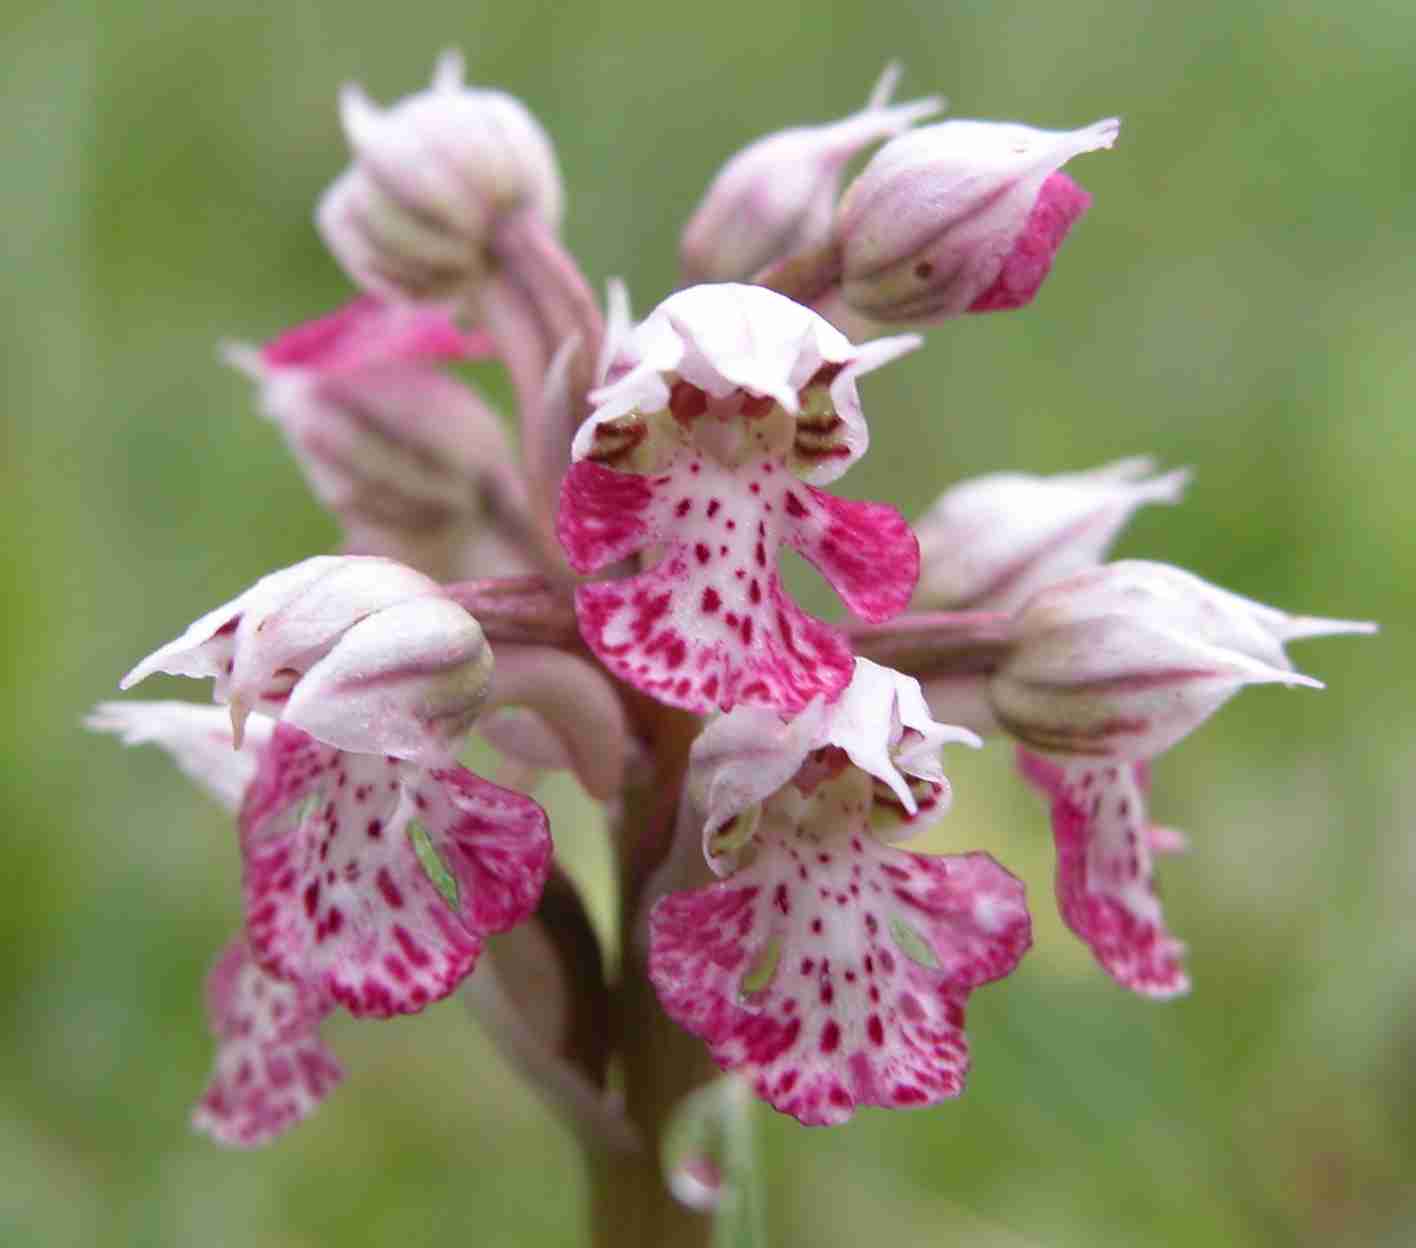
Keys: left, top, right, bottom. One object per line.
{"left": 227, "top": 298, "right": 535, "bottom": 582}
{"left": 680, "top": 64, "right": 943, "bottom": 285}
{"left": 914, "top": 457, "right": 1190, "bottom": 612}
{"left": 991, "top": 560, "right": 1375, "bottom": 997}
{"left": 650, "top": 659, "right": 1029, "bottom": 1125}
{"left": 317, "top": 50, "right": 564, "bottom": 302}
{"left": 834, "top": 116, "right": 1119, "bottom": 322}
{"left": 121, "top": 555, "right": 493, "bottom": 766}
{"left": 557, "top": 283, "right": 922, "bottom": 715}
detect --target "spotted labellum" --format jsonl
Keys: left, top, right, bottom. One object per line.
{"left": 95, "top": 48, "right": 1370, "bottom": 1245}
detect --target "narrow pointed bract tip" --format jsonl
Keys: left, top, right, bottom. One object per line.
{"left": 218, "top": 340, "right": 263, "bottom": 379}
{"left": 1284, "top": 615, "right": 1379, "bottom": 641}
{"left": 228, "top": 698, "right": 249, "bottom": 751}
{"left": 868, "top": 61, "right": 903, "bottom": 109}
{"left": 337, "top": 83, "right": 381, "bottom": 143}
{"left": 1089, "top": 116, "right": 1122, "bottom": 148}
{"left": 433, "top": 48, "right": 466, "bottom": 91}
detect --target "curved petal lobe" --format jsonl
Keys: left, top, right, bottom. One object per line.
{"left": 192, "top": 937, "right": 343, "bottom": 1148}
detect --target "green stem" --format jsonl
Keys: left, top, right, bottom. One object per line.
{"left": 588, "top": 699, "right": 717, "bottom": 1248}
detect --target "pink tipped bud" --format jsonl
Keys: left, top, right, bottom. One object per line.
{"left": 987, "top": 561, "right": 1362, "bottom": 761}
{"left": 680, "top": 64, "right": 942, "bottom": 284}
{"left": 834, "top": 116, "right": 1119, "bottom": 323}
{"left": 317, "top": 50, "right": 564, "bottom": 302}
{"left": 122, "top": 555, "right": 493, "bottom": 764}
{"left": 227, "top": 299, "right": 531, "bottom": 581}
{"left": 915, "top": 457, "right": 1189, "bottom": 611}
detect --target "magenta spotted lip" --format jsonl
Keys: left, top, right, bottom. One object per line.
{"left": 192, "top": 936, "right": 343, "bottom": 1149}
{"left": 651, "top": 834, "right": 1029, "bottom": 1125}
{"left": 240, "top": 725, "right": 551, "bottom": 1019}
{"left": 1019, "top": 749, "right": 1189, "bottom": 998}
{"left": 561, "top": 449, "right": 918, "bottom": 714}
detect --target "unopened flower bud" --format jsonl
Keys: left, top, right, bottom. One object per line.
{"left": 835, "top": 116, "right": 1119, "bottom": 323}
{"left": 988, "top": 561, "right": 1372, "bottom": 761}
{"left": 317, "top": 50, "right": 564, "bottom": 302}
{"left": 680, "top": 65, "right": 941, "bottom": 284}
{"left": 122, "top": 555, "right": 493, "bottom": 764}
{"left": 226, "top": 298, "right": 533, "bottom": 581}
{"left": 915, "top": 457, "right": 1188, "bottom": 611}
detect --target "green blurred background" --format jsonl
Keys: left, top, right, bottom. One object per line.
{"left": 4, "top": 0, "right": 1413, "bottom": 1244}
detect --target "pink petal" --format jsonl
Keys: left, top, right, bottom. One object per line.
{"left": 575, "top": 570, "right": 850, "bottom": 716}
{"left": 559, "top": 446, "right": 914, "bottom": 713}
{"left": 240, "top": 726, "right": 550, "bottom": 1018}
{"left": 783, "top": 484, "right": 917, "bottom": 624}
{"left": 650, "top": 837, "right": 1029, "bottom": 1126}
{"left": 191, "top": 937, "right": 343, "bottom": 1148}
{"left": 1018, "top": 748, "right": 1189, "bottom": 998}
{"left": 968, "top": 173, "right": 1092, "bottom": 314}
{"left": 260, "top": 296, "right": 493, "bottom": 373}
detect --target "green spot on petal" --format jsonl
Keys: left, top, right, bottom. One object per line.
{"left": 738, "top": 937, "right": 781, "bottom": 1000}
{"left": 889, "top": 917, "right": 939, "bottom": 969}
{"left": 407, "top": 818, "right": 459, "bottom": 911}
{"left": 708, "top": 803, "right": 762, "bottom": 863}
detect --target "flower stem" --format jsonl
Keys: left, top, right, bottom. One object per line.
{"left": 588, "top": 699, "right": 717, "bottom": 1248}
{"left": 588, "top": 957, "right": 718, "bottom": 1248}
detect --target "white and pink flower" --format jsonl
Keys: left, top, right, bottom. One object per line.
{"left": 649, "top": 660, "right": 1029, "bottom": 1124}
{"left": 94, "top": 691, "right": 552, "bottom": 1135}
{"left": 558, "top": 284, "right": 921, "bottom": 715}
{"left": 993, "top": 561, "right": 1374, "bottom": 996}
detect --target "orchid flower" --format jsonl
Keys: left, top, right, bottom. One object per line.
{"left": 649, "top": 660, "right": 1029, "bottom": 1124}
{"left": 992, "top": 561, "right": 1375, "bottom": 996}
{"left": 557, "top": 283, "right": 921, "bottom": 714}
